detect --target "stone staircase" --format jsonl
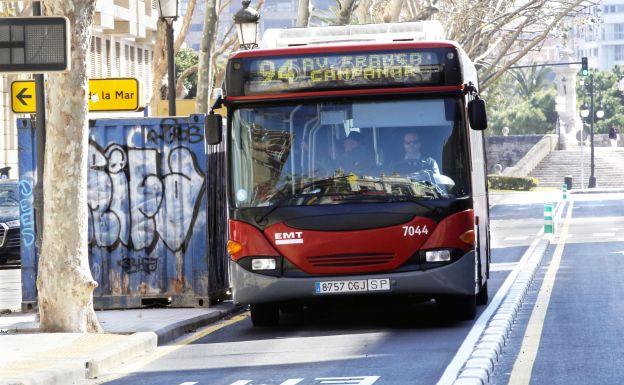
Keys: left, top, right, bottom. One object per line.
{"left": 529, "top": 147, "right": 624, "bottom": 188}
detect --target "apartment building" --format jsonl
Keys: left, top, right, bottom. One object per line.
{"left": 572, "top": 0, "right": 624, "bottom": 70}
{"left": 0, "top": 0, "right": 158, "bottom": 178}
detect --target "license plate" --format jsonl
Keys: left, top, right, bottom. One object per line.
{"left": 314, "top": 278, "right": 391, "bottom": 294}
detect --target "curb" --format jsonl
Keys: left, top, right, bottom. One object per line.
{"left": 154, "top": 304, "right": 245, "bottom": 345}
{"left": 87, "top": 332, "right": 157, "bottom": 379}
{"left": 0, "top": 304, "right": 245, "bottom": 385}
{"left": 452, "top": 238, "right": 550, "bottom": 385}
{"left": 571, "top": 188, "right": 624, "bottom": 194}
{"left": 450, "top": 200, "right": 567, "bottom": 385}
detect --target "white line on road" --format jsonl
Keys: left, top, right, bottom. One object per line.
{"left": 593, "top": 232, "right": 615, "bottom": 237}
{"left": 503, "top": 236, "right": 529, "bottom": 241}
{"left": 316, "top": 377, "right": 380, "bottom": 385}
{"left": 178, "top": 382, "right": 198, "bottom": 385}
{"left": 490, "top": 262, "right": 518, "bottom": 272}
{"left": 435, "top": 226, "right": 545, "bottom": 385}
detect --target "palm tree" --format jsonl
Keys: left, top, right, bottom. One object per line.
{"left": 509, "top": 66, "right": 553, "bottom": 98}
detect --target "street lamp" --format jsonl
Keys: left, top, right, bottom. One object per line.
{"left": 234, "top": 0, "right": 260, "bottom": 50}
{"left": 579, "top": 74, "right": 605, "bottom": 188}
{"left": 157, "top": 0, "right": 179, "bottom": 116}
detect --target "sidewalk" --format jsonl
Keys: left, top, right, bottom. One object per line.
{"left": 0, "top": 303, "right": 243, "bottom": 385}
{"left": 0, "top": 268, "right": 21, "bottom": 313}
{"left": 489, "top": 189, "right": 561, "bottom": 207}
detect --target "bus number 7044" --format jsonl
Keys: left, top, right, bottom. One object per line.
{"left": 402, "top": 225, "right": 429, "bottom": 237}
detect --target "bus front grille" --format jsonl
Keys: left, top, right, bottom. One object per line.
{"left": 307, "top": 253, "right": 394, "bottom": 267}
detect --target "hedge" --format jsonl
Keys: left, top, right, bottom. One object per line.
{"left": 488, "top": 175, "right": 538, "bottom": 191}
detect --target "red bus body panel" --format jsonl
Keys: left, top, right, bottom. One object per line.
{"left": 229, "top": 209, "right": 473, "bottom": 275}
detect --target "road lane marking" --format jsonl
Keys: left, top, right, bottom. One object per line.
{"left": 228, "top": 377, "right": 379, "bottom": 385}
{"left": 503, "top": 236, "right": 529, "bottom": 241}
{"left": 490, "top": 262, "right": 518, "bottom": 272}
{"left": 436, "top": 225, "right": 546, "bottom": 385}
{"left": 507, "top": 201, "right": 574, "bottom": 385}
{"left": 593, "top": 232, "right": 615, "bottom": 237}
{"left": 94, "top": 313, "right": 249, "bottom": 384}
{"left": 316, "top": 378, "right": 380, "bottom": 385}
{"left": 178, "top": 382, "right": 198, "bottom": 385}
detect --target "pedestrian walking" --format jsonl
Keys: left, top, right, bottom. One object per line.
{"left": 608, "top": 126, "right": 619, "bottom": 147}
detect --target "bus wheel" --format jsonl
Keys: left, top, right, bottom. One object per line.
{"left": 439, "top": 295, "right": 477, "bottom": 321}
{"left": 476, "top": 281, "right": 489, "bottom": 306}
{"left": 250, "top": 303, "right": 279, "bottom": 326}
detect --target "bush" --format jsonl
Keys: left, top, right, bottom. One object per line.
{"left": 488, "top": 175, "right": 538, "bottom": 191}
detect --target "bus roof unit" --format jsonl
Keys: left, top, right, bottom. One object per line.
{"left": 260, "top": 21, "right": 445, "bottom": 49}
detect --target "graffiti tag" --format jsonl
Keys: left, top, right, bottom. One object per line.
{"left": 18, "top": 180, "right": 35, "bottom": 248}
{"left": 146, "top": 118, "right": 204, "bottom": 144}
{"left": 118, "top": 257, "right": 158, "bottom": 274}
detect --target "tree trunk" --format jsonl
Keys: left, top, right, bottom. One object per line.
{"left": 196, "top": 0, "right": 220, "bottom": 113}
{"left": 150, "top": 21, "right": 168, "bottom": 113}
{"left": 149, "top": 0, "right": 196, "bottom": 113}
{"left": 39, "top": 0, "right": 102, "bottom": 333}
{"left": 383, "top": 0, "right": 403, "bottom": 22}
{"left": 335, "top": 0, "right": 358, "bottom": 25}
{"left": 296, "top": 0, "right": 311, "bottom": 27}
{"left": 176, "top": 64, "right": 198, "bottom": 94}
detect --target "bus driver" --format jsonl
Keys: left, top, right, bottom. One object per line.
{"left": 391, "top": 131, "right": 440, "bottom": 176}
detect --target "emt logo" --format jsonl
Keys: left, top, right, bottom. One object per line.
{"left": 274, "top": 231, "right": 304, "bottom": 245}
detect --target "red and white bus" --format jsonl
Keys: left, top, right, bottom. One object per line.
{"left": 207, "top": 22, "right": 491, "bottom": 326}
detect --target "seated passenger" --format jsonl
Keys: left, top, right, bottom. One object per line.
{"left": 390, "top": 131, "right": 440, "bottom": 176}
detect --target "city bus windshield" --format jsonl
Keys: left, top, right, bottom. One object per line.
{"left": 231, "top": 97, "right": 470, "bottom": 208}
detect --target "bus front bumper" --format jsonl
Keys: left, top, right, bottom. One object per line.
{"left": 231, "top": 251, "right": 477, "bottom": 305}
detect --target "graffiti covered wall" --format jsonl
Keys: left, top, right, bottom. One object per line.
{"left": 18, "top": 115, "right": 228, "bottom": 309}
{"left": 87, "top": 116, "right": 209, "bottom": 305}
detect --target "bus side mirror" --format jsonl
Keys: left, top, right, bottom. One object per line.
{"left": 206, "top": 114, "right": 222, "bottom": 145}
{"left": 468, "top": 98, "right": 488, "bottom": 131}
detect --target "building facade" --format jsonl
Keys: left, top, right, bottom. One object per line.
{"left": 0, "top": 0, "right": 158, "bottom": 178}
{"left": 572, "top": 0, "right": 624, "bottom": 70}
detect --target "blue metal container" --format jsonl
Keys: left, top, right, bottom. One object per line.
{"left": 18, "top": 118, "right": 38, "bottom": 312}
{"left": 18, "top": 115, "right": 229, "bottom": 309}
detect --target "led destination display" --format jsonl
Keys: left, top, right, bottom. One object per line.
{"left": 228, "top": 47, "right": 460, "bottom": 96}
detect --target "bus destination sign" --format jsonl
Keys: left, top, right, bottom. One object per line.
{"left": 231, "top": 47, "right": 460, "bottom": 96}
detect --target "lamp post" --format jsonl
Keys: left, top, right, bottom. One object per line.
{"left": 157, "top": 0, "right": 179, "bottom": 116}
{"left": 234, "top": 0, "right": 260, "bottom": 50}
{"left": 579, "top": 74, "right": 604, "bottom": 188}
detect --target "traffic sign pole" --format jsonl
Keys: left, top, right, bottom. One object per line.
{"left": 33, "top": 1, "right": 46, "bottom": 256}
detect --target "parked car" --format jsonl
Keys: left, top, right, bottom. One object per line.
{"left": 0, "top": 180, "right": 20, "bottom": 265}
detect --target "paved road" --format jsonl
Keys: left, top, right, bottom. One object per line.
{"left": 491, "top": 193, "right": 624, "bottom": 385}
{"left": 97, "top": 195, "right": 550, "bottom": 385}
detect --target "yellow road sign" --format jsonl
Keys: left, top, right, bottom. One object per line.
{"left": 88, "top": 78, "right": 140, "bottom": 112}
{"left": 11, "top": 80, "right": 36, "bottom": 113}
{"left": 11, "top": 78, "right": 141, "bottom": 114}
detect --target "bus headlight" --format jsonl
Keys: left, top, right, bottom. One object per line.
{"left": 425, "top": 250, "right": 451, "bottom": 262}
{"left": 251, "top": 258, "right": 277, "bottom": 270}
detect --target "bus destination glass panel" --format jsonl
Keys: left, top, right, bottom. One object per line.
{"left": 228, "top": 47, "right": 461, "bottom": 96}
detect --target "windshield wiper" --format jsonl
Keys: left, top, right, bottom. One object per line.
{"left": 254, "top": 175, "right": 351, "bottom": 226}
{"left": 336, "top": 193, "right": 437, "bottom": 212}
